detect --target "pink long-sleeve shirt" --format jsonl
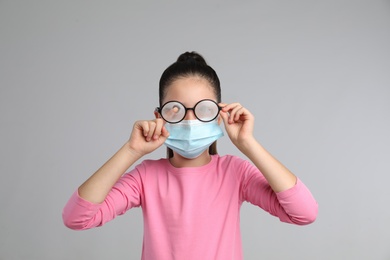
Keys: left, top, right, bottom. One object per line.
{"left": 63, "top": 154, "right": 318, "bottom": 260}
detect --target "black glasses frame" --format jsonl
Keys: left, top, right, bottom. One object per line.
{"left": 155, "top": 99, "right": 221, "bottom": 124}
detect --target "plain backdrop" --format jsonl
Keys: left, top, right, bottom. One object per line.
{"left": 1, "top": 1, "right": 389, "bottom": 259}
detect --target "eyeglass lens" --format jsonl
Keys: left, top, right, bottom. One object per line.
{"left": 161, "top": 100, "right": 219, "bottom": 123}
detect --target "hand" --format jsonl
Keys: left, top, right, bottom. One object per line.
{"left": 219, "top": 102, "right": 255, "bottom": 148}
{"left": 126, "top": 118, "right": 169, "bottom": 156}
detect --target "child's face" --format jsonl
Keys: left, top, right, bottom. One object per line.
{"left": 162, "top": 76, "right": 217, "bottom": 121}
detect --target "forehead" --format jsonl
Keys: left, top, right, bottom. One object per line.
{"left": 163, "top": 76, "right": 216, "bottom": 105}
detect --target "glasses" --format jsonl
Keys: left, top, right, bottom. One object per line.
{"left": 155, "top": 99, "right": 221, "bottom": 124}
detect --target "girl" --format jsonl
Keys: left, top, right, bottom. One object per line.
{"left": 63, "top": 51, "right": 318, "bottom": 260}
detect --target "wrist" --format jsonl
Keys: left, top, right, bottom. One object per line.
{"left": 235, "top": 136, "right": 257, "bottom": 153}
{"left": 123, "top": 141, "right": 144, "bottom": 161}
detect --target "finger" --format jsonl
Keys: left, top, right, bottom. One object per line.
{"left": 219, "top": 110, "right": 230, "bottom": 125}
{"left": 228, "top": 104, "right": 243, "bottom": 123}
{"left": 218, "top": 102, "right": 227, "bottom": 108}
{"left": 161, "top": 125, "right": 170, "bottom": 137}
{"left": 166, "top": 105, "right": 180, "bottom": 118}
{"left": 234, "top": 107, "right": 245, "bottom": 121}
{"left": 137, "top": 121, "right": 149, "bottom": 137}
{"left": 156, "top": 118, "right": 169, "bottom": 138}
{"left": 220, "top": 102, "right": 240, "bottom": 113}
{"left": 145, "top": 121, "right": 156, "bottom": 141}
{"left": 152, "top": 119, "right": 165, "bottom": 140}
{"left": 219, "top": 103, "right": 234, "bottom": 122}
{"left": 220, "top": 102, "right": 235, "bottom": 112}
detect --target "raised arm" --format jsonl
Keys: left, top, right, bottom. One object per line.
{"left": 63, "top": 119, "right": 169, "bottom": 229}
{"left": 219, "top": 103, "right": 296, "bottom": 192}
{"left": 78, "top": 118, "right": 169, "bottom": 204}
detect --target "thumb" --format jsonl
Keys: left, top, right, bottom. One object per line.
{"left": 161, "top": 125, "right": 170, "bottom": 138}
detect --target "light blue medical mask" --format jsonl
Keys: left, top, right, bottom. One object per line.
{"left": 164, "top": 119, "right": 224, "bottom": 159}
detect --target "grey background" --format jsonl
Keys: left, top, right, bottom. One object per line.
{"left": 1, "top": 1, "right": 389, "bottom": 259}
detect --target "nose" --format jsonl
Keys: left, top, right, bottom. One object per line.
{"left": 184, "top": 109, "right": 197, "bottom": 120}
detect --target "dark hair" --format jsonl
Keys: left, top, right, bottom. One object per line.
{"left": 159, "top": 51, "right": 221, "bottom": 158}
{"left": 159, "top": 51, "right": 221, "bottom": 105}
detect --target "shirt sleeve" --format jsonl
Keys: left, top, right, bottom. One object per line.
{"left": 62, "top": 167, "right": 144, "bottom": 230}
{"left": 239, "top": 160, "right": 318, "bottom": 225}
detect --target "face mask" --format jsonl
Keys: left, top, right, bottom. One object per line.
{"left": 164, "top": 119, "right": 224, "bottom": 159}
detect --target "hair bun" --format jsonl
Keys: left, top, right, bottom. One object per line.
{"left": 177, "top": 51, "right": 207, "bottom": 65}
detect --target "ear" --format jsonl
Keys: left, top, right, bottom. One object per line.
{"left": 154, "top": 110, "right": 160, "bottom": 119}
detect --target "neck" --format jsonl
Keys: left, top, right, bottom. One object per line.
{"left": 169, "top": 151, "right": 212, "bottom": 168}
